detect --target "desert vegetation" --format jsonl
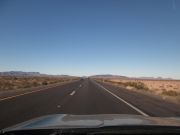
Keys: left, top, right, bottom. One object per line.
{"left": 0, "top": 76, "right": 78, "bottom": 91}
{"left": 96, "top": 78, "right": 180, "bottom": 102}
{"left": 100, "top": 79, "right": 149, "bottom": 90}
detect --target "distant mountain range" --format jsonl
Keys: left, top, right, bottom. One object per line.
{"left": 137, "top": 77, "right": 173, "bottom": 80}
{"left": 0, "top": 71, "right": 72, "bottom": 77}
{"left": 90, "top": 74, "right": 128, "bottom": 79}
{"left": 0, "top": 72, "right": 174, "bottom": 80}
{"left": 90, "top": 74, "right": 173, "bottom": 80}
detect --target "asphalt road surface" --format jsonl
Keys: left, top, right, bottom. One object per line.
{"left": 1, "top": 78, "right": 180, "bottom": 129}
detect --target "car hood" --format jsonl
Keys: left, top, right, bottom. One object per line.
{"left": 3, "top": 114, "right": 180, "bottom": 131}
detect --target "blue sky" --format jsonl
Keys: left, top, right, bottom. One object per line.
{"left": 0, "top": 0, "right": 180, "bottom": 78}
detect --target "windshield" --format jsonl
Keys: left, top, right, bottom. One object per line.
{"left": 0, "top": 0, "right": 180, "bottom": 132}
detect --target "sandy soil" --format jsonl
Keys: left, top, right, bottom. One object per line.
{"left": 0, "top": 76, "right": 79, "bottom": 91}
{"left": 96, "top": 78, "right": 180, "bottom": 102}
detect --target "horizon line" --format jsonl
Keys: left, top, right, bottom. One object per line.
{"left": 0, "top": 70, "right": 179, "bottom": 80}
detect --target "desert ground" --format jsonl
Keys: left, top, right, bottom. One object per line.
{"left": 0, "top": 76, "right": 79, "bottom": 91}
{"left": 96, "top": 78, "right": 180, "bottom": 102}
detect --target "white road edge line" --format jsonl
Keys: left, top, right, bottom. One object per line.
{"left": 70, "top": 90, "right": 76, "bottom": 96}
{"left": 0, "top": 84, "right": 61, "bottom": 102}
{"left": 93, "top": 81, "right": 149, "bottom": 117}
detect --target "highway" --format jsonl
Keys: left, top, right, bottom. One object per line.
{"left": 0, "top": 78, "right": 180, "bottom": 129}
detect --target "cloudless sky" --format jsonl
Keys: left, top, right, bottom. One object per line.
{"left": 0, "top": 0, "right": 180, "bottom": 78}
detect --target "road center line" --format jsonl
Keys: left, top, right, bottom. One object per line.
{"left": 57, "top": 105, "right": 61, "bottom": 108}
{"left": 70, "top": 90, "right": 76, "bottom": 96}
{"left": 93, "top": 81, "right": 149, "bottom": 117}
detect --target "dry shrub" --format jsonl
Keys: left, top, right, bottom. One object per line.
{"left": 162, "top": 90, "right": 180, "bottom": 96}
{"left": 0, "top": 76, "right": 78, "bottom": 91}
